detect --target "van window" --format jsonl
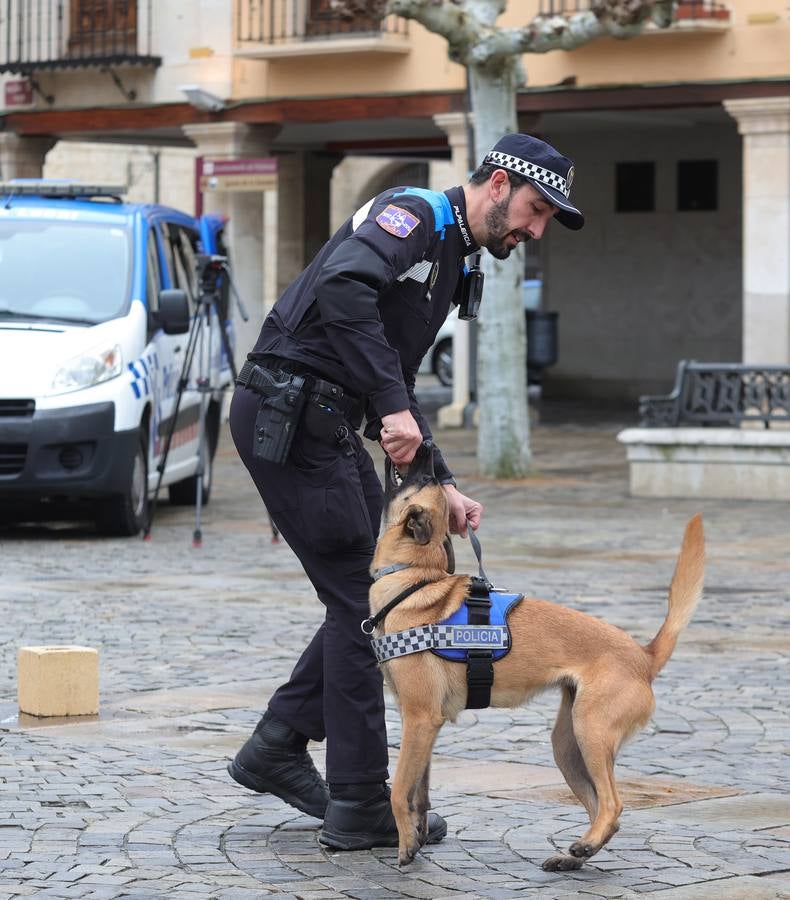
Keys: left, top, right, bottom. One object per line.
{"left": 0, "top": 218, "right": 131, "bottom": 325}
{"left": 176, "top": 227, "right": 199, "bottom": 299}
{"left": 146, "top": 227, "right": 162, "bottom": 313}
{"left": 162, "top": 223, "right": 200, "bottom": 304}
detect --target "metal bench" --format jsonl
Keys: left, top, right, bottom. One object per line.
{"left": 639, "top": 361, "right": 790, "bottom": 429}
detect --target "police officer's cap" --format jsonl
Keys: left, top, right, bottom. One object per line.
{"left": 484, "top": 133, "right": 584, "bottom": 231}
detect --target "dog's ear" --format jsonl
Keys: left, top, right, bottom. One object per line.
{"left": 443, "top": 533, "right": 455, "bottom": 573}
{"left": 404, "top": 505, "right": 432, "bottom": 545}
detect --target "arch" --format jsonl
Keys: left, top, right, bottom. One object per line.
{"left": 330, "top": 157, "right": 429, "bottom": 231}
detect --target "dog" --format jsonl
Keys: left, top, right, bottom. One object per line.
{"left": 368, "top": 442, "right": 704, "bottom": 870}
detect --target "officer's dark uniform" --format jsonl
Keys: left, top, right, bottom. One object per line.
{"left": 229, "top": 184, "right": 478, "bottom": 785}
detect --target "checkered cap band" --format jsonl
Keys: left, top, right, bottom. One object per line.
{"left": 371, "top": 624, "right": 509, "bottom": 663}
{"left": 484, "top": 151, "right": 570, "bottom": 199}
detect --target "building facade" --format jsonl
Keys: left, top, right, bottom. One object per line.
{"left": 1, "top": 0, "right": 788, "bottom": 401}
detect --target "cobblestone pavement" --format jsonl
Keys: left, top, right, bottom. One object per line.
{"left": 1, "top": 395, "right": 789, "bottom": 899}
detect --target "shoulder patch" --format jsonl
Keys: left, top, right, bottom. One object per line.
{"left": 376, "top": 204, "right": 420, "bottom": 238}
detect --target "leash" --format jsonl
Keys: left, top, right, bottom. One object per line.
{"left": 468, "top": 527, "right": 493, "bottom": 590}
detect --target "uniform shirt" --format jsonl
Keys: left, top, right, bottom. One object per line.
{"left": 250, "top": 184, "right": 478, "bottom": 484}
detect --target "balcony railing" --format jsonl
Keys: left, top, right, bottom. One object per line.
{"left": 538, "top": 0, "right": 731, "bottom": 27}
{"left": 0, "top": 0, "right": 160, "bottom": 75}
{"left": 235, "top": 0, "right": 409, "bottom": 57}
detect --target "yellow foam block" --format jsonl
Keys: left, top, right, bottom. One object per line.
{"left": 17, "top": 645, "right": 99, "bottom": 717}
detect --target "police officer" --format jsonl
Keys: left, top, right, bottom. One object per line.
{"left": 227, "top": 132, "right": 584, "bottom": 850}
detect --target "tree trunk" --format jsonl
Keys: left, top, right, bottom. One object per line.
{"left": 469, "top": 60, "right": 531, "bottom": 478}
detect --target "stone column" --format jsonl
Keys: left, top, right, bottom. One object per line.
{"left": 433, "top": 111, "right": 474, "bottom": 428}
{"left": 182, "top": 122, "right": 281, "bottom": 367}
{"left": 723, "top": 97, "right": 790, "bottom": 363}
{"left": 303, "top": 151, "right": 343, "bottom": 268}
{"left": 0, "top": 133, "right": 55, "bottom": 180}
{"left": 274, "top": 151, "right": 306, "bottom": 297}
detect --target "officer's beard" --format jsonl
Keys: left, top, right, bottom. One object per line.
{"left": 483, "top": 194, "right": 530, "bottom": 260}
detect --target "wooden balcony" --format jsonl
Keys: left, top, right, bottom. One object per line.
{"left": 235, "top": 0, "right": 410, "bottom": 60}
{"left": 537, "top": 0, "right": 732, "bottom": 33}
{"left": 0, "top": 0, "right": 160, "bottom": 75}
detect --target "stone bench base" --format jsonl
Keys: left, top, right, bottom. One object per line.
{"left": 616, "top": 428, "right": 790, "bottom": 501}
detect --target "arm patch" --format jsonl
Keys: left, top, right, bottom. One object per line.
{"left": 376, "top": 204, "right": 420, "bottom": 238}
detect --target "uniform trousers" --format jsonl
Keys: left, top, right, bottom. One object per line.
{"left": 229, "top": 385, "right": 388, "bottom": 784}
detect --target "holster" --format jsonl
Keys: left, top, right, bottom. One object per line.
{"left": 238, "top": 361, "right": 308, "bottom": 465}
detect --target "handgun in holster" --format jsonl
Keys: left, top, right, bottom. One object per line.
{"left": 253, "top": 370, "right": 308, "bottom": 465}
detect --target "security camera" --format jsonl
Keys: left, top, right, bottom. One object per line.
{"left": 178, "top": 85, "right": 226, "bottom": 113}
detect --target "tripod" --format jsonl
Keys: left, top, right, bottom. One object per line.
{"left": 144, "top": 255, "right": 280, "bottom": 545}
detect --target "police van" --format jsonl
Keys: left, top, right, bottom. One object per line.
{"left": 0, "top": 181, "right": 233, "bottom": 536}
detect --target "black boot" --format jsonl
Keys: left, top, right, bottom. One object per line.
{"left": 318, "top": 783, "right": 447, "bottom": 851}
{"left": 227, "top": 711, "right": 329, "bottom": 819}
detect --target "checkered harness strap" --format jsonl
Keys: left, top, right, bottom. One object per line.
{"left": 371, "top": 623, "right": 508, "bottom": 664}
{"left": 484, "top": 151, "right": 569, "bottom": 198}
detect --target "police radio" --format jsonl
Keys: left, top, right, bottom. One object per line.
{"left": 459, "top": 254, "right": 484, "bottom": 321}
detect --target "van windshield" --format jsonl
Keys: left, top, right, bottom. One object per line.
{"left": 0, "top": 218, "right": 132, "bottom": 325}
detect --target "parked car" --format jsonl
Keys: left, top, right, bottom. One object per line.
{"left": 421, "top": 279, "right": 552, "bottom": 386}
{"left": 0, "top": 180, "right": 232, "bottom": 535}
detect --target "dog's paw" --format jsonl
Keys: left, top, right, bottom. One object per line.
{"left": 542, "top": 854, "right": 584, "bottom": 872}
{"left": 569, "top": 841, "right": 596, "bottom": 859}
{"left": 398, "top": 846, "right": 418, "bottom": 867}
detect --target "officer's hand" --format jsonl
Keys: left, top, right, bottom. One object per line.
{"left": 380, "top": 410, "right": 423, "bottom": 466}
{"left": 443, "top": 484, "right": 483, "bottom": 538}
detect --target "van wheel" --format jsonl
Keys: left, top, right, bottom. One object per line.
{"left": 168, "top": 410, "right": 217, "bottom": 506}
{"left": 96, "top": 430, "right": 149, "bottom": 537}
{"left": 433, "top": 338, "right": 453, "bottom": 387}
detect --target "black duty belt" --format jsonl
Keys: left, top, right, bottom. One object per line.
{"left": 238, "top": 359, "right": 359, "bottom": 418}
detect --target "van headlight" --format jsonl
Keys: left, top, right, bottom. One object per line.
{"left": 52, "top": 344, "right": 123, "bottom": 393}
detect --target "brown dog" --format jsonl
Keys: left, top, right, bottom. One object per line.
{"left": 368, "top": 444, "right": 704, "bottom": 870}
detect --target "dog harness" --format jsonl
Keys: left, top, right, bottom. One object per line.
{"left": 367, "top": 576, "right": 524, "bottom": 709}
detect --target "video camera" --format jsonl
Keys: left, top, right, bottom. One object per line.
{"left": 196, "top": 253, "right": 228, "bottom": 296}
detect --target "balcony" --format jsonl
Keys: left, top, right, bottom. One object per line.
{"left": 0, "top": 0, "right": 160, "bottom": 76}
{"left": 537, "top": 0, "right": 731, "bottom": 32}
{"left": 235, "top": 0, "right": 410, "bottom": 60}
{"left": 670, "top": 0, "right": 732, "bottom": 29}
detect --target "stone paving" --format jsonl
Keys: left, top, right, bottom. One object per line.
{"left": 1, "top": 393, "right": 789, "bottom": 899}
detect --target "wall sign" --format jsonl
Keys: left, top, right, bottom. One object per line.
{"left": 4, "top": 80, "right": 34, "bottom": 107}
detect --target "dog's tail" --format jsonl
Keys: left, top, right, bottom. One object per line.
{"left": 644, "top": 514, "right": 705, "bottom": 679}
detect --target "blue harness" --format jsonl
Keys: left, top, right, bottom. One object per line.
{"left": 369, "top": 577, "right": 524, "bottom": 709}
{"left": 431, "top": 590, "right": 523, "bottom": 662}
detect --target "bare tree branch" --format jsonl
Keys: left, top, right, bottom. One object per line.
{"left": 388, "top": 0, "right": 479, "bottom": 61}
{"left": 325, "top": 0, "right": 667, "bottom": 105}
{"left": 331, "top": 0, "right": 672, "bottom": 66}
